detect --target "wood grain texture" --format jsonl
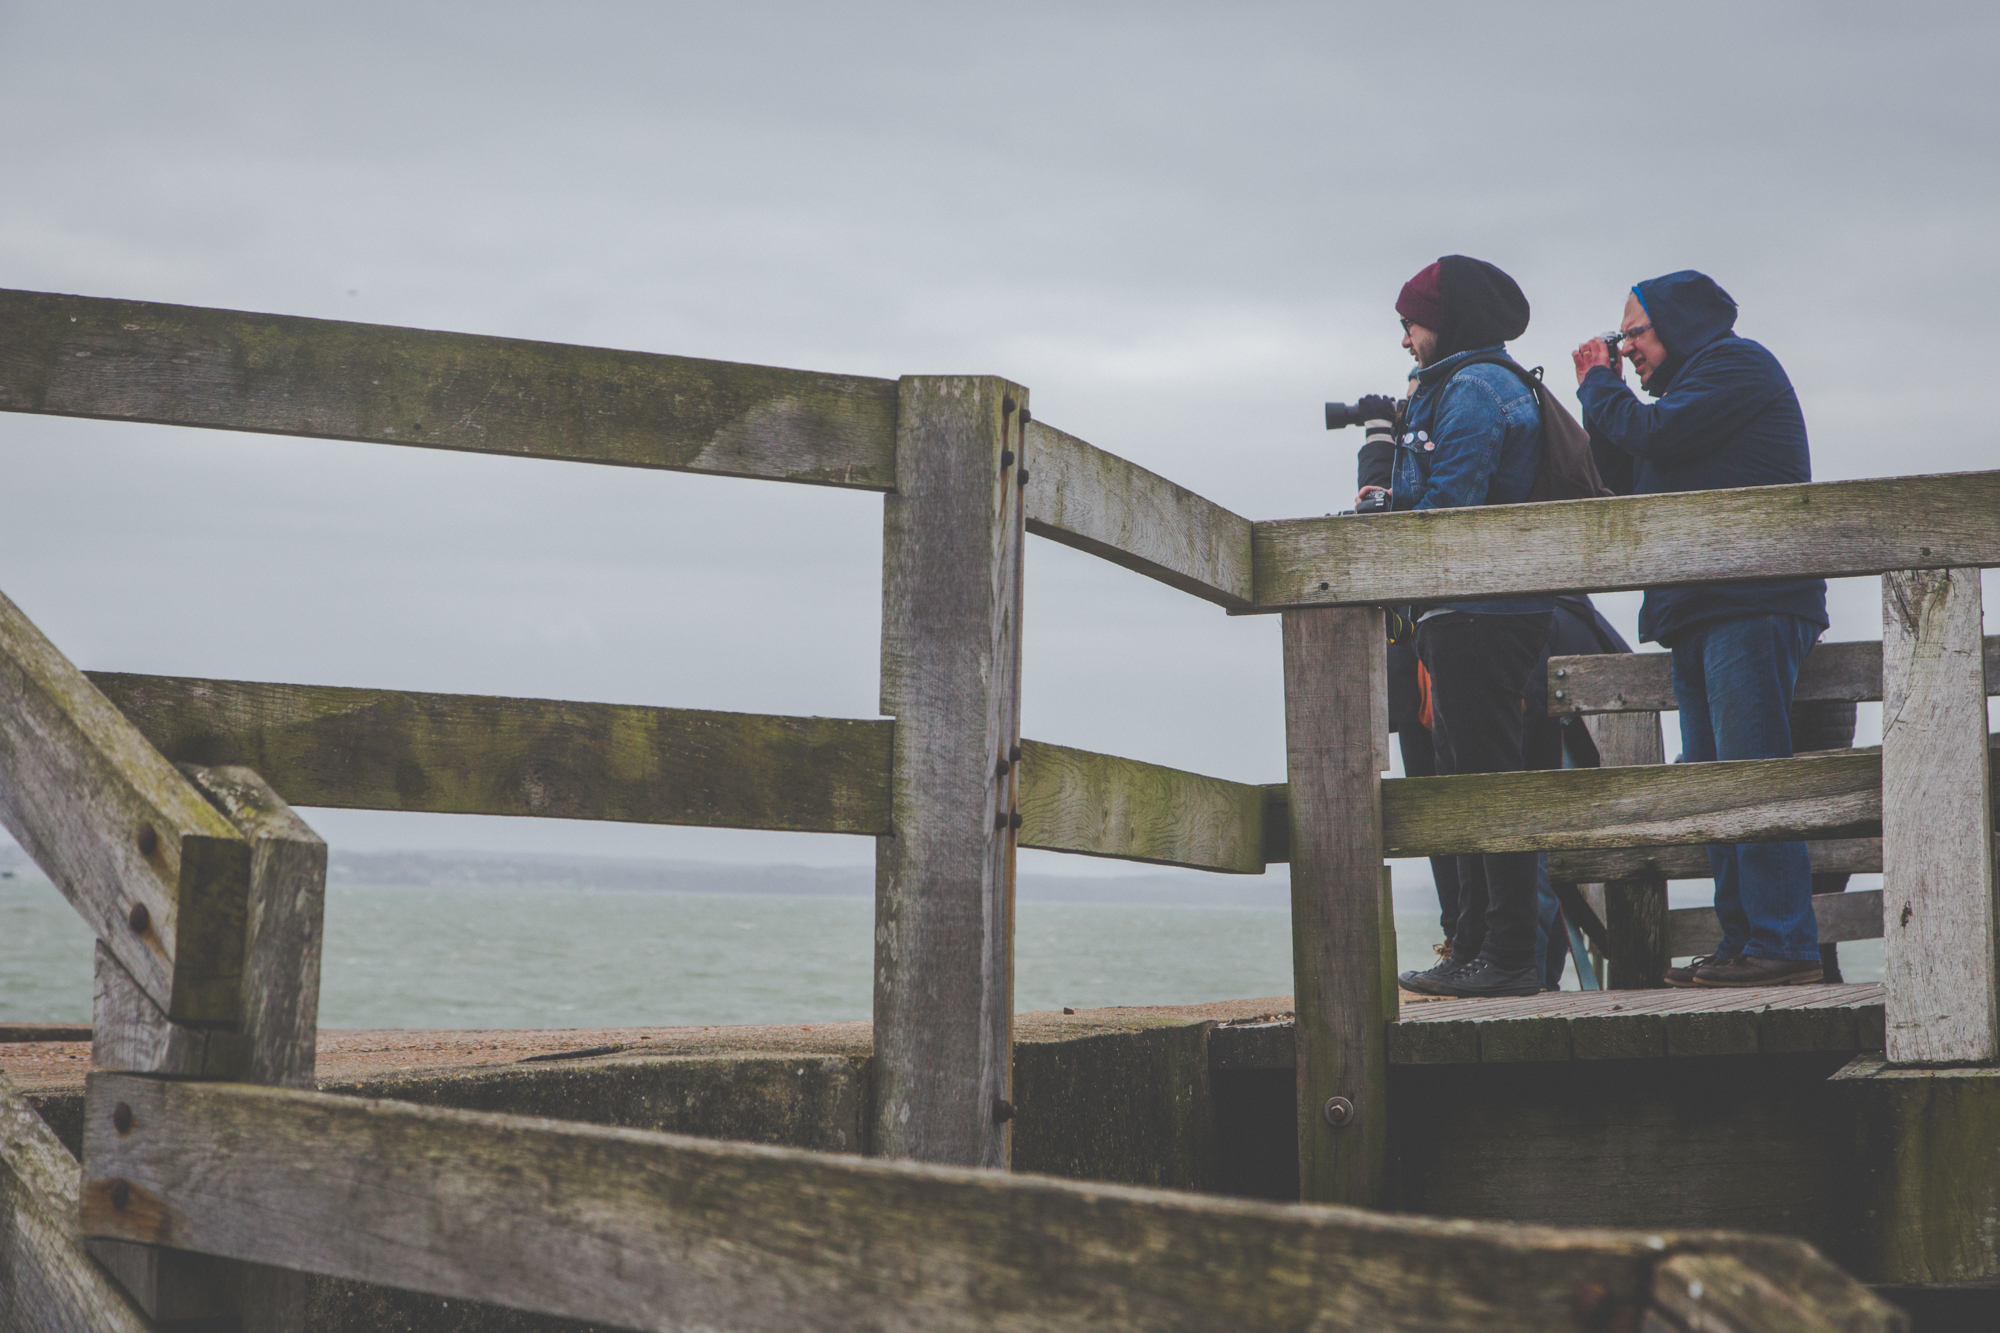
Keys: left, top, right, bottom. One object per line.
{"left": 872, "top": 377, "right": 1026, "bottom": 1168}
{"left": 1651, "top": 1251, "right": 1908, "bottom": 1333}
{"left": 1252, "top": 470, "right": 2000, "bottom": 610}
{"left": 1667, "top": 890, "right": 1886, "bottom": 959}
{"left": 1546, "top": 837, "right": 1900, "bottom": 886}
{"left": 1015, "top": 739, "right": 1265, "bottom": 873}
{"left": 83, "top": 769, "right": 323, "bottom": 1326}
{"left": 1551, "top": 636, "right": 2000, "bottom": 716}
{"left": 1381, "top": 750, "right": 1892, "bottom": 858}
{"left": 1021, "top": 420, "right": 1252, "bottom": 607}
{"left": 0, "top": 289, "right": 897, "bottom": 488}
{"left": 1282, "top": 607, "right": 1390, "bottom": 1207}
{"left": 91, "top": 672, "right": 893, "bottom": 836}
{"left": 76, "top": 1073, "right": 1851, "bottom": 1333}
{"left": 1583, "top": 713, "right": 1671, "bottom": 989}
{"left": 0, "top": 590, "right": 249, "bottom": 1024}
{"left": 1880, "top": 568, "right": 1997, "bottom": 1065}
{"left": 0, "top": 1072, "right": 156, "bottom": 1333}
{"left": 179, "top": 766, "right": 324, "bottom": 1090}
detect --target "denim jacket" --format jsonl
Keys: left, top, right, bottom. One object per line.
{"left": 1392, "top": 345, "right": 1551, "bottom": 617}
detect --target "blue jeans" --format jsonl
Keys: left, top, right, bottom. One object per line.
{"left": 1670, "top": 615, "right": 1823, "bottom": 961}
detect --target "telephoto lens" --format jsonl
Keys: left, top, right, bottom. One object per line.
{"left": 1325, "top": 401, "right": 1362, "bottom": 430}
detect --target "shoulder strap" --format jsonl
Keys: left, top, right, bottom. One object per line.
{"left": 1441, "top": 352, "right": 1614, "bottom": 503}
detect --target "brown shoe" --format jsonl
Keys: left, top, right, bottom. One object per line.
{"left": 1664, "top": 955, "right": 1726, "bottom": 988}
{"left": 1690, "top": 955, "right": 1824, "bottom": 988}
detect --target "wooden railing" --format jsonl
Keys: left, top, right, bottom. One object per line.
{"left": 0, "top": 287, "right": 1961, "bottom": 1331}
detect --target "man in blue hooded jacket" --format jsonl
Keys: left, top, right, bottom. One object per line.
{"left": 1388, "top": 256, "right": 1552, "bottom": 999}
{"left": 1572, "top": 272, "right": 1830, "bottom": 987}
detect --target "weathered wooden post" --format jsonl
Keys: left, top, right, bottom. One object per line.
{"left": 1282, "top": 606, "right": 1391, "bottom": 1206}
{"left": 1586, "top": 712, "right": 1670, "bottom": 988}
{"left": 872, "top": 376, "right": 1029, "bottom": 1167}
{"left": 1881, "top": 567, "right": 1996, "bottom": 1064}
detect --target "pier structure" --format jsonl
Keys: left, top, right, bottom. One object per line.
{"left": 2, "top": 288, "right": 1992, "bottom": 1330}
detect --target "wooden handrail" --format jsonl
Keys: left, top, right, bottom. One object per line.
{"left": 1550, "top": 636, "right": 2000, "bottom": 715}
{"left": 1250, "top": 470, "right": 2000, "bottom": 610}
{"left": 0, "top": 289, "right": 900, "bottom": 489}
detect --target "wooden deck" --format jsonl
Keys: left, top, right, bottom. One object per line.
{"left": 1209, "top": 983, "right": 1885, "bottom": 1069}
{"left": 1390, "top": 983, "right": 1885, "bottom": 1064}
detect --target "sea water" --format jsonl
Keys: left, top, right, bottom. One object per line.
{"left": 0, "top": 876, "right": 1882, "bottom": 1029}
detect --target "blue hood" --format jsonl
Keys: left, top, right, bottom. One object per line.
{"left": 1633, "top": 270, "right": 1737, "bottom": 392}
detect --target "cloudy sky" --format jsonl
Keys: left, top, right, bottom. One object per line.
{"left": 1, "top": 2, "right": 1993, "bottom": 882}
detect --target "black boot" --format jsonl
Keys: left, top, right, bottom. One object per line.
{"left": 1435, "top": 957, "right": 1542, "bottom": 998}
{"left": 1399, "top": 957, "right": 1470, "bottom": 997}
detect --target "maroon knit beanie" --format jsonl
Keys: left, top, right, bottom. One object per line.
{"left": 1396, "top": 261, "right": 1445, "bottom": 331}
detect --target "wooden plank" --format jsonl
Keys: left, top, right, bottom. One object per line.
{"left": 1250, "top": 470, "right": 2000, "bottom": 610}
{"left": 0, "top": 289, "right": 898, "bottom": 489}
{"left": 1570, "top": 1012, "right": 1668, "bottom": 1061}
{"left": 1552, "top": 636, "right": 2000, "bottom": 715}
{"left": 90, "top": 673, "right": 893, "bottom": 836}
{"left": 0, "top": 590, "right": 249, "bottom": 1024}
{"left": 1021, "top": 420, "right": 1253, "bottom": 608}
{"left": 1666, "top": 890, "right": 1887, "bottom": 959}
{"left": 1663, "top": 1009, "right": 1762, "bottom": 1058}
{"left": 1547, "top": 837, "right": 1895, "bottom": 886}
{"left": 1586, "top": 713, "right": 1670, "bottom": 990}
{"left": 1477, "top": 1017, "right": 1572, "bottom": 1064}
{"left": 1880, "top": 567, "right": 1997, "bottom": 1065}
{"left": 872, "top": 376, "right": 1026, "bottom": 1168}
{"left": 1, "top": 1072, "right": 157, "bottom": 1333}
{"left": 81, "top": 1073, "right": 1741, "bottom": 1333}
{"left": 1382, "top": 750, "right": 1896, "bottom": 858}
{"left": 84, "top": 766, "right": 326, "bottom": 1326}
{"left": 1281, "top": 606, "right": 1389, "bottom": 1206}
{"left": 1014, "top": 739, "right": 1265, "bottom": 874}
{"left": 1651, "top": 1251, "right": 1908, "bottom": 1333}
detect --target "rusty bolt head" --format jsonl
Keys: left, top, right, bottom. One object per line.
{"left": 1017, "top": 468, "right": 1029, "bottom": 486}
{"left": 1322, "top": 1096, "right": 1356, "bottom": 1127}
{"left": 995, "top": 758, "right": 1010, "bottom": 777}
{"left": 137, "top": 824, "right": 158, "bottom": 857}
{"left": 995, "top": 813, "right": 1009, "bottom": 830}
{"left": 1002, "top": 396, "right": 1016, "bottom": 415}
{"left": 109, "top": 1180, "right": 130, "bottom": 1210}
{"left": 1010, "top": 744, "right": 1022, "bottom": 763}
{"left": 1019, "top": 408, "right": 1032, "bottom": 424}
{"left": 1009, "top": 811, "right": 1023, "bottom": 830}
{"left": 993, "top": 1098, "right": 1016, "bottom": 1124}
{"left": 1570, "top": 1281, "right": 1613, "bottom": 1330}
{"left": 113, "top": 1102, "right": 133, "bottom": 1134}
{"left": 127, "top": 902, "right": 150, "bottom": 934}
{"left": 1319, "top": 581, "right": 1330, "bottom": 591}
{"left": 1000, "top": 449, "right": 1015, "bottom": 469}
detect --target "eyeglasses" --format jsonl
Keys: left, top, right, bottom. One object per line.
{"left": 1399, "top": 317, "right": 1413, "bottom": 334}
{"left": 1602, "top": 322, "right": 1653, "bottom": 348}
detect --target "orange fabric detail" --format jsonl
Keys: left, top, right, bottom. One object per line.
{"left": 1417, "top": 658, "right": 1434, "bottom": 732}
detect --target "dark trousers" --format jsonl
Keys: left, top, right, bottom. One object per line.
{"left": 1416, "top": 611, "right": 1554, "bottom": 971}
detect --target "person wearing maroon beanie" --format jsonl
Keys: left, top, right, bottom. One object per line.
{"left": 1387, "top": 255, "right": 1554, "bottom": 1000}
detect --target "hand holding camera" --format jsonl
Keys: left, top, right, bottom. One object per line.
{"left": 1571, "top": 334, "right": 1621, "bottom": 386}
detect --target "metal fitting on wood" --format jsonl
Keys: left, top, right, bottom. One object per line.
{"left": 1322, "top": 1096, "right": 1356, "bottom": 1128}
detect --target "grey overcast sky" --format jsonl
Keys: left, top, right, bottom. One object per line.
{"left": 1, "top": 2, "right": 1993, "bottom": 876}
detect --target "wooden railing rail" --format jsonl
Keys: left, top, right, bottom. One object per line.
{"left": 78, "top": 1073, "right": 1905, "bottom": 1333}
{"left": 0, "top": 289, "right": 900, "bottom": 489}
{"left": 1550, "top": 635, "right": 2000, "bottom": 716}
{"left": 1250, "top": 470, "right": 2000, "bottom": 610}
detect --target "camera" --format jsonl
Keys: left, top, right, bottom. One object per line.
{"left": 1352, "top": 488, "right": 1391, "bottom": 514}
{"left": 1323, "top": 394, "right": 1405, "bottom": 431}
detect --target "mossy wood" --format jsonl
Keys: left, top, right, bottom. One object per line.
{"left": 90, "top": 672, "right": 894, "bottom": 837}
{"left": 1649, "top": 1252, "right": 1907, "bottom": 1333}
{"left": 80, "top": 1074, "right": 1886, "bottom": 1333}
{"left": 1879, "top": 567, "right": 1997, "bottom": 1065}
{"left": 0, "top": 592, "right": 248, "bottom": 1025}
{"left": 1584, "top": 713, "right": 1670, "bottom": 989}
{"left": 1015, "top": 738, "right": 1266, "bottom": 874}
{"left": 872, "top": 377, "right": 1026, "bottom": 1168}
{"left": 83, "top": 765, "right": 325, "bottom": 1326}
{"left": 1666, "top": 890, "right": 1885, "bottom": 959}
{"left": 1, "top": 1073, "right": 156, "bottom": 1333}
{"left": 1551, "top": 636, "right": 2000, "bottom": 716}
{"left": 0, "top": 289, "right": 898, "bottom": 488}
{"left": 1251, "top": 470, "right": 2000, "bottom": 610}
{"left": 1022, "top": 420, "right": 1252, "bottom": 608}
{"left": 1282, "top": 607, "right": 1390, "bottom": 1208}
